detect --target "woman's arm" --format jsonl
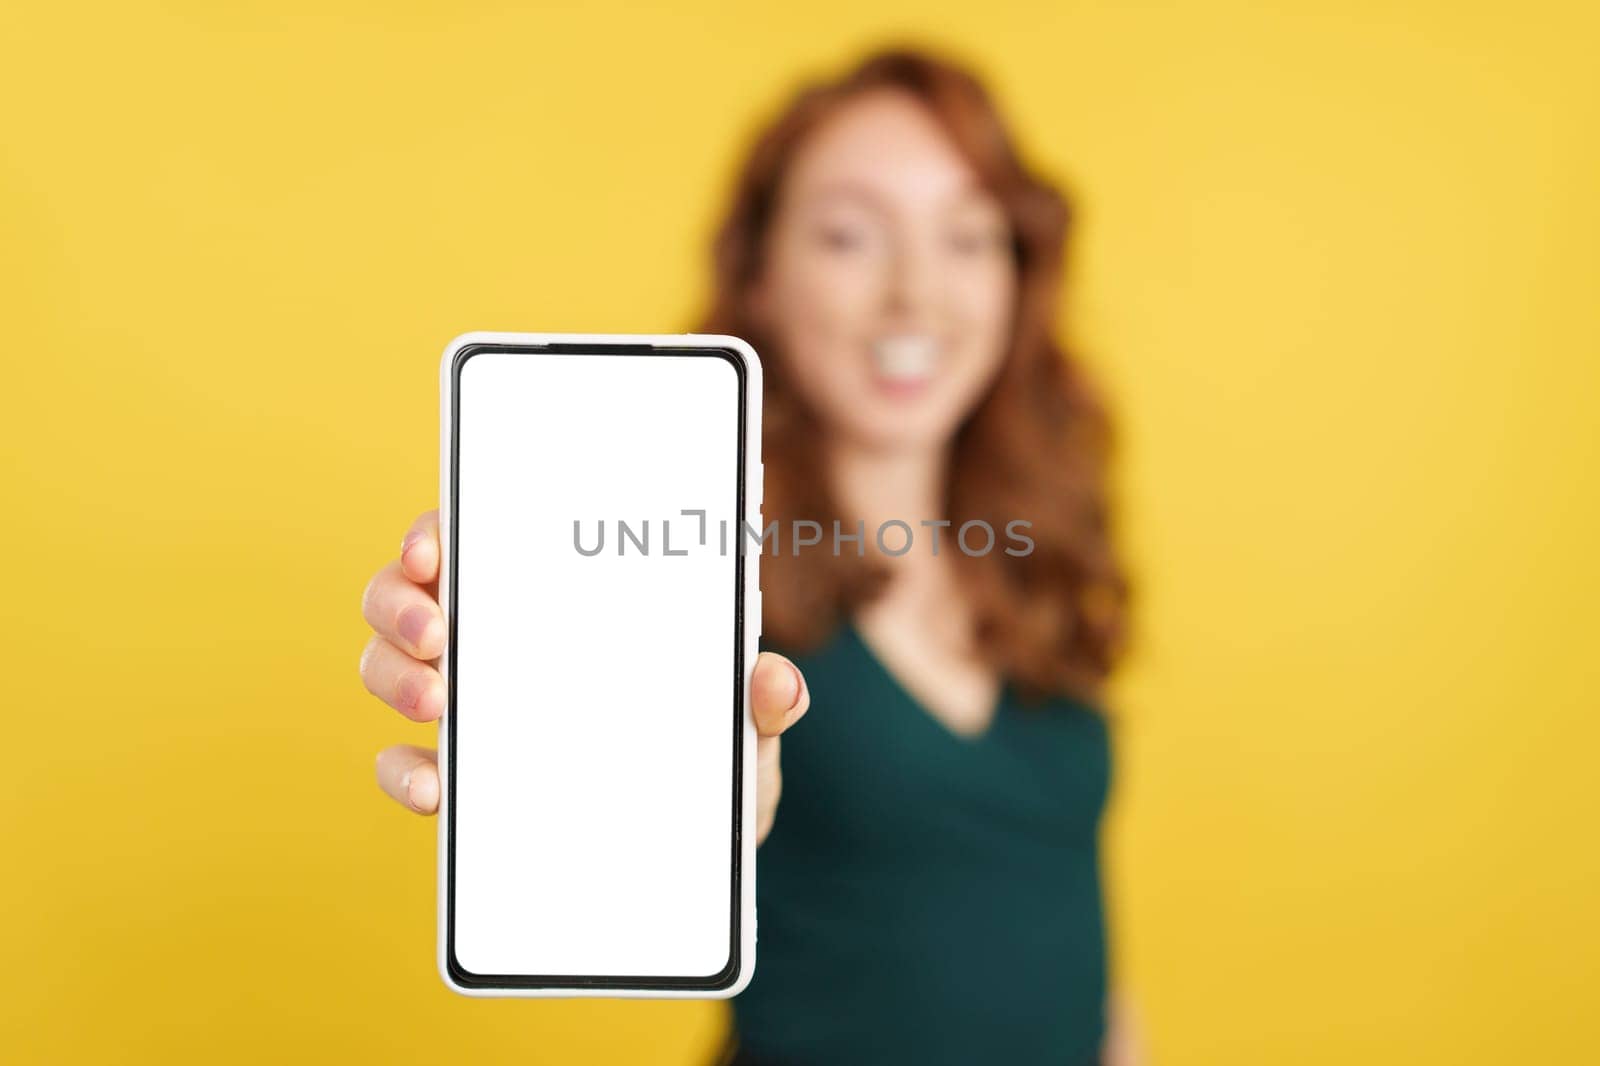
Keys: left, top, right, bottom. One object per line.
{"left": 1103, "top": 990, "right": 1146, "bottom": 1066}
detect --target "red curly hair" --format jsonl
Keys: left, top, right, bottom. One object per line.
{"left": 697, "top": 46, "right": 1129, "bottom": 702}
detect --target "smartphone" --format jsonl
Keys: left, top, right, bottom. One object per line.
{"left": 436, "top": 331, "right": 763, "bottom": 998}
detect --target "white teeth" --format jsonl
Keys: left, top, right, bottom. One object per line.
{"left": 871, "top": 335, "right": 939, "bottom": 382}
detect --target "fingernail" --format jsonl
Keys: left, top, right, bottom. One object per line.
{"left": 398, "top": 605, "right": 435, "bottom": 649}
{"left": 401, "top": 529, "right": 423, "bottom": 561}
{"left": 409, "top": 767, "right": 439, "bottom": 812}
{"left": 396, "top": 671, "right": 424, "bottom": 712}
{"left": 784, "top": 663, "right": 804, "bottom": 711}
{"left": 401, "top": 767, "right": 418, "bottom": 810}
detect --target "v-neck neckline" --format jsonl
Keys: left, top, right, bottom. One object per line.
{"left": 842, "top": 621, "right": 1008, "bottom": 745}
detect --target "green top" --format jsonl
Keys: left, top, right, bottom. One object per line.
{"left": 731, "top": 623, "right": 1112, "bottom": 1066}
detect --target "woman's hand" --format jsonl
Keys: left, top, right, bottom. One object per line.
{"left": 359, "top": 509, "right": 809, "bottom": 844}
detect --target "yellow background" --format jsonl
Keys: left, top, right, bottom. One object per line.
{"left": 3, "top": 1, "right": 1596, "bottom": 1062}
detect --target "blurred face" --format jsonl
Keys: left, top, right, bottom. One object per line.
{"left": 752, "top": 89, "right": 1017, "bottom": 455}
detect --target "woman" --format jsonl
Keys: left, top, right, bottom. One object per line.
{"left": 360, "top": 48, "right": 1135, "bottom": 1066}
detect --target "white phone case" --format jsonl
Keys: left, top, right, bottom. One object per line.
{"left": 436, "top": 331, "right": 763, "bottom": 998}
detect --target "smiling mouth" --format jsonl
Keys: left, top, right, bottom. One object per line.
{"left": 870, "top": 334, "right": 940, "bottom": 387}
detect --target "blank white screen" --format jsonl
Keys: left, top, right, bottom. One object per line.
{"left": 451, "top": 348, "right": 740, "bottom": 979}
